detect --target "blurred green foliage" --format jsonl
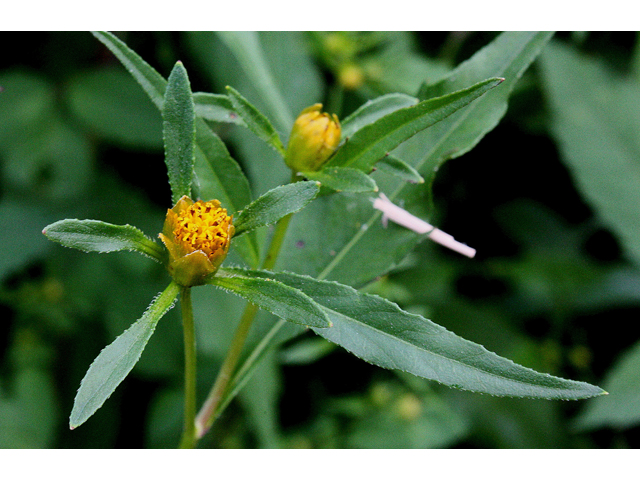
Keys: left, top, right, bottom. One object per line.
{"left": 1, "top": 31, "right": 639, "bottom": 448}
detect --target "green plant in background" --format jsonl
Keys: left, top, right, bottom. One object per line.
{"left": 5, "top": 31, "right": 640, "bottom": 449}
{"left": 38, "top": 31, "right": 606, "bottom": 449}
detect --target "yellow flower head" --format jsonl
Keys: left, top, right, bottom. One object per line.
{"left": 285, "top": 104, "right": 341, "bottom": 173}
{"left": 159, "top": 196, "right": 234, "bottom": 286}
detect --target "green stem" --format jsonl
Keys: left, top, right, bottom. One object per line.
{"left": 194, "top": 211, "right": 295, "bottom": 439}
{"left": 179, "top": 287, "right": 197, "bottom": 449}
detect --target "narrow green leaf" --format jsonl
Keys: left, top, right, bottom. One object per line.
{"left": 375, "top": 154, "right": 424, "bottom": 184}
{"left": 193, "top": 92, "right": 246, "bottom": 126}
{"left": 340, "top": 93, "right": 419, "bottom": 140}
{"left": 215, "top": 32, "right": 293, "bottom": 132}
{"left": 163, "top": 61, "right": 196, "bottom": 204}
{"left": 413, "top": 32, "right": 554, "bottom": 177}
{"left": 225, "top": 85, "right": 286, "bottom": 156}
{"left": 43, "top": 219, "right": 164, "bottom": 263}
{"left": 301, "top": 167, "right": 378, "bottom": 193}
{"left": 280, "top": 32, "right": 554, "bottom": 287}
{"left": 233, "top": 181, "right": 320, "bottom": 237}
{"left": 91, "top": 31, "right": 166, "bottom": 110}
{"left": 70, "top": 282, "right": 181, "bottom": 429}
{"left": 92, "top": 31, "right": 256, "bottom": 266}
{"left": 193, "top": 120, "right": 260, "bottom": 267}
{"left": 328, "top": 77, "right": 504, "bottom": 172}
{"left": 245, "top": 270, "right": 605, "bottom": 400}
{"left": 209, "top": 269, "right": 331, "bottom": 328}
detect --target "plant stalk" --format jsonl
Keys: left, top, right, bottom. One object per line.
{"left": 179, "top": 286, "right": 197, "bottom": 448}
{"left": 194, "top": 211, "right": 294, "bottom": 439}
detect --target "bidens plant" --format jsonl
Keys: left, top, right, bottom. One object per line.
{"left": 43, "top": 32, "right": 605, "bottom": 449}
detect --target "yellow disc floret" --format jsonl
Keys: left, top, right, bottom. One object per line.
{"left": 159, "top": 196, "right": 235, "bottom": 286}
{"left": 173, "top": 200, "right": 233, "bottom": 259}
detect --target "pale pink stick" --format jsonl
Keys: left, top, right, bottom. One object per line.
{"left": 372, "top": 193, "right": 476, "bottom": 258}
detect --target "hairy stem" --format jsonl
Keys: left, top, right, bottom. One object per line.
{"left": 194, "top": 211, "right": 294, "bottom": 439}
{"left": 179, "top": 287, "right": 197, "bottom": 448}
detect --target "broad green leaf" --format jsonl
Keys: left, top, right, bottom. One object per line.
{"left": 375, "top": 154, "right": 424, "bottom": 184}
{"left": 225, "top": 85, "right": 285, "bottom": 156}
{"left": 65, "top": 67, "right": 163, "bottom": 148}
{"left": 244, "top": 270, "right": 604, "bottom": 400}
{"left": 193, "top": 92, "right": 246, "bottom": 126}
{"left": 280, "top": 32, "right": 554, "bottom": 287}
{"left": 43, "top": 219, "right": 164, "bottom": 263}
{"left": 301, "top": 167, "right": 378, "bottom": 193}
{"left": 0, "top": 368, "right": 58, "bottom": 448}
{"left": 237, "top": 349, "right": 282, "bottom": 448}
{"left": 215, "top": 32, "right": 293, "bottom": 133}
{"left": 209, "top": 268, "right": 331, "bottom": 328}
{"left": 340, "top": 93, "right": 419, "bottom": 140}
{"left": 0, "top": 71, "right": 93, "bottom": 202}
{"left": 328, "top": 77, "right": 504, "bottom": 172}
{"left": 413, "top": 32, "right": 554, "bottom": 177}
{"left": 92, "top": 31, "right": 255, "bottom": 265}
{"left": 233, "top": 181, "right": 320, "bottom": 237}
{"left": 575, "top": 341, "right": 640, "bottom": 430}
{"left": 1, "top": 200, "right": 55, "bottom": 282}
{"left": 69, "top": 281, "right": 181, "bottom": 429}
{"left": 163, "top": 61, "right": 196, "bottom": 204}
{"left": 540, "top": 40, "right": 640, "bottom": 268}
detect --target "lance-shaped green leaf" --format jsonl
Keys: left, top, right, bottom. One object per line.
{"left": 238, "top": 269, "right": 605, "bottom": 400}
{"left": 91, "top": 31, "right": 166, "bottom": 110}
{"left": 233, "top": 181, "right": 320, "bottom": 237}
{"left": 340, "top": 93, "right": 419, "bottom": 140}
{"left": 209, "top": 269, "right": 331, "bottom": 328}
{"left": 301, "top": 167, "right": 378, "bottom": 193}
{"left": 92, "top": 31, "right": 255, "bottom": 265}
{"left": 279, "top": 32, "right": 554, "bottom": 288}
{"left": 193, "top": 92, "right": 246, "bottom": 126}
{"left": 43, "top": 219, "right": 164, "bottom": 263}
{"left": 216, "top": 31, "right": 293, "bottom": 133}
{"left": 413, "top": 32, "right": 555, "bottom": 177}
{"left": 376, "top": 154, "right": 424, "bottom": 184}
{"left": 70, "top": 281, "right": 181, "bottom": 429}
{"left": 226, "top": 85, "right": 285, "bottom": 156}
{"left": 163, "top": 61, "right": 196, "bottom": 204}
{"left": 328, "top": 77, "right": 504, "bottom": 172}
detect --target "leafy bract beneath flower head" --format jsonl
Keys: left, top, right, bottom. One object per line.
{"left": 159, "top": 195, "right": 234, "bottom": 286}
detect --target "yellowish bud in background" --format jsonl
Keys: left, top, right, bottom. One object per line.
{"left": 338, "top": 64, "right": 365, "bottom": 90}
{"left": 159, "top": 196, "right": 234, "bottom": 286}
{"left": 285, "top": 104, "right": 341, "bottom": 173}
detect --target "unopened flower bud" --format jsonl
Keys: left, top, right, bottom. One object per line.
{"left": 338, "top": 64, "right": 365, "bottom": 90}
{"left": 159, "top": 196, "right": 234, "bottom": 286}
{"left": 285, "top": 104, "right": 341, "bottom": 173}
